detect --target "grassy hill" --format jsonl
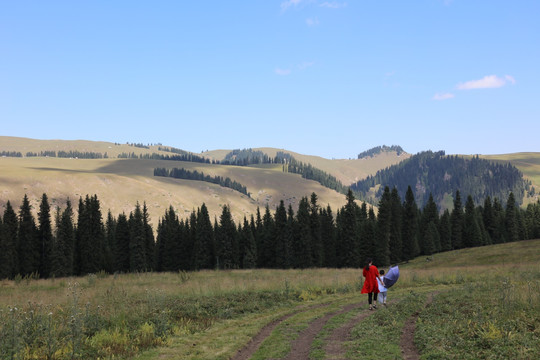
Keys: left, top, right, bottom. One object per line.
{"left": 0, "top": 156, "right": 354, "bottom": 228}
{"left": 203, "top": 146, "right": 410, "bottom": 186}
{"left": 480, "top": 152, "right": 540, "bottom": 204}
{"left": 1, "top": 137, "right": 408, "bottom": 225}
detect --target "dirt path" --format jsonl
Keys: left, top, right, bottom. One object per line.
{"left": 324, "top": 300, "right": 396, "bottom": 360}
{"left": 283, "top": 302, "right": 366, "bottom": 360}
{"left": 400, "top": 293, "right": 437, "bottom": 360}
{"left": 231, "top": 303, "right": 329, "bottom": 360}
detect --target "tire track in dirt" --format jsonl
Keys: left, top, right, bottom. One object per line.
{"left": 231, "top": 303, "right": 330, "bottom": 360}
{"left": 400, "top": 292, "right": 438, "bottom": 360}
{"left": 283, "top": 301, "right": 369, "bottom": 360}
{"left": 324, "top": 300, "right": 396, "bottom": 360}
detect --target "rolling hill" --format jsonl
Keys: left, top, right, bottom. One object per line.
{"left": 1, "top": 136, "right": 402, "bottom": 227}
{"left": 2, "top": 136, "right": 538, "bottom": 228}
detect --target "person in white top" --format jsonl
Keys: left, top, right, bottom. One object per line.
{"left": 377, "top": 269, "right": 388, "bottom": 306}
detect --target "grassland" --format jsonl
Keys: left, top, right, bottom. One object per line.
{"left": 1, "top": 240, "right": 538, "bottom": 359}
{"left": 205, "top": 146, "right": 410, "bottom": 186}
{"left": 0, "top": 156, "right": 353, "bottom": 228}
{"left": 1, "top": 136, "right": 395, "bottom": 225}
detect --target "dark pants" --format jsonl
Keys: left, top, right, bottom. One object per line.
{"left": 368, "top": 292, "right": 378, "bottom": 305}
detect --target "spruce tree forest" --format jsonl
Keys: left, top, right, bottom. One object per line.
{"left": 1, "top": 188, "right": 539, "bottom": 280}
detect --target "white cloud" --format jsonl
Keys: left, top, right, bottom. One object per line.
{"left": 275, "top": 68, "right": 291, "bottom": 76}
{"left": 456, "top": 75, "right": 516, "bottom": 90}
{"left": 433, "top": 92, "right": 455, "bottom": 101}
{"left": 306, "top": 17, "right": 319, "bottom": 26}
{"left": 298, "top": 61, "right": 315, "bottom": 70}
{"left": 320, "top": 1, "right": 347, "bottom": 8}
{"left": 505, "top": 75, "right": 516, "bottom": 84}
{"left": 281, "top": 0, "right": 303, "bottom": 11}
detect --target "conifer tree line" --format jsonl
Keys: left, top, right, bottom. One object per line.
{"left": 1, "top": 188, "right": 539, "bottom": 280}
{"left": 25, "top": 150, "right": 108, "bottom": 159}
{"left": 153, "top": 167, "right": 250, "bottom": 197}
{"left": 357, "top": 145, "right": 404, "bottom": 159}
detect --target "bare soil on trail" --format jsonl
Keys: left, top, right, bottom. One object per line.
{"left": 324, "top": 301, "right": 394, "bottom": 360}
{"left": 400, "top": 293, "right": 438, "bottom": 360}
{"left": 283, "top": 302, "right": 366, "bottom": 360}
{"left": 231, "top": 303, "right": 329, "bottom": 360}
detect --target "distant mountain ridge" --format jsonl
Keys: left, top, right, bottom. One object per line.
{"left": 1, "top": 136, "right": 538, "bottom": 223}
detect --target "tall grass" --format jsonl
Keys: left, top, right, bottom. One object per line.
{"left": 0, "top": 268, "right": 362, "bottom": 359}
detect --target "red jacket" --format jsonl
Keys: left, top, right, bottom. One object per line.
{"left": 361, "top": 265, "right": 379, "bottom": 294}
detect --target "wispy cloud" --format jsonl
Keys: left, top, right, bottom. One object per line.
{"left": 298, "top": 61, "right": 315, "bottom": 70}
{"left": 505, "top": 75, "right": 516, "bottom": 85}
{"left": 433, "top": 92, "right": 455, "bottom": 101}
{"left": 320, "top": 1, "right": 347, "bottom": 8}
{"left": 305, "top": 17, "right": 319, "bottom": 26}
{"left": 456, "top": 75, "right": 516, "bottom": 90}
{"left": 281, "top": 0, "right": 303, "bottom": 11}
{"left": 275, "top": 68, "right": 291, "bottom": 76}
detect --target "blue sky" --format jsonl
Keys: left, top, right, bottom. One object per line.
{"left": 1, "top": 1, "right": 539, "bottom": 159}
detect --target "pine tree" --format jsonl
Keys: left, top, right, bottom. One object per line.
{"left": 114, "top": 213, "right": 131, "bottom": 272}
{"left": 76, "top": 195, "right": 106, "bottom": 275}
{"left": 254, "top": 208, "right": 264, "bottom": 267}
{"left": 438, "top": 209, "right": 452, "bottom": 251}
{"left": 423, "top": 221, "right": 438, "bottom": 256}
{"left": 274, "top": 200, "right": 291, "bottom": 268}
{"left": 505, "top": 192, "right": 519, "bottom": 243}
{"left": 241, "top": 217, "right": 257, "bottom": 269}
{"left": 155, "top": 207, "right": 179, "bottom": 272}
{"left": 295, "top": 196, "right": 313, "bottom": 268}
{"left": 463, "top": 195, "right": 482, "bottom": 248}
{"left": 482, "top": 196, "right": 496, "bottom": 243}
{"left": 50, "top": 200, "right": 75, "bottom": 277}
{"left": 360, "top": 207, "right": 377, "bottom": 264}
{"left": 420, "top": 193, "right": 439, "bottom": 254}
{"left": 143, "top": 203, "right": 155, "bottom": 270}
{"left": 0, "top": 201, "right": 18, "bottom": 278}
{"left": 129, "top": 203, "right": 146, "bottom": 272}
{"left": 451, "top": 190, "right": 464, "bottom": 249}
{"left": 310, "top": 193, "right": 324, "bottom": 267}
{"left": 401, "top": 186, "right": 419, "bottom": 260}
{"left": 216, "top": 205, "right": 237, "bottom": 269}
{"left": 375, "top": 187, "right": 391, "bottom": 266}
{"left": 193, "top": 203, "right": 214, "bottom": 270}
{"left": 37, "top": 194, "right": 53, "bottom": 278}
{"left": 492, "top": 197, "right": 506, "bottom": 243}
{"left": 320, "top": 205, "right": 336, "bottom": 268}
{"left": 18, "top": 194, "right": 39, "bottom": 276}
{"left": 389, "top": 188, "right": 403, "bottom": 263}
{"left": 336, "top": 189, "right": 360, "bottom": 268}
{"left": 259, "top": 205, "right": 275, "bottom": 268}
{"left": 104, "top": 210, "right": 116, "bottom": 273}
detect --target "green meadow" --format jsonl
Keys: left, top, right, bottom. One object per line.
{"left": 1, "top": 239, "right": 538, "bottom": 359}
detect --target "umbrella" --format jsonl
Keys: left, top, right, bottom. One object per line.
{"left": 383, "top": 265, "right": 399, "bottom": 288}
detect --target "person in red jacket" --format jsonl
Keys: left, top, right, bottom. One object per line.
{"left": 361, "top": 258, "right": 383, "bottom": 310}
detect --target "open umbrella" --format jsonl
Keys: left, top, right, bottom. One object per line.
{"left": 383, "top": 265, "right": 400, "bottom": 288}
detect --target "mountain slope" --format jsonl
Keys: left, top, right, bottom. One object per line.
{"left": 203, "top": 146, "right": 410, "bottom": 185}
{"left": 0, "top": 156, "right": 353, "bottom": 228}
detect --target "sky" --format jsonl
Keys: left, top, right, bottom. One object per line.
{"left": 1, "top": 1, "right": 539, "bottom": 159}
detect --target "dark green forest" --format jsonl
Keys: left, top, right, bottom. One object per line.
{"left": 351, "top": 151, "right": 534, "bottom": 208}
{"left": 357, "top": 145, "right": 404, "bottom": 159}
{"left": 1, "top": 188, "right": 539, "bottom": 280}
{"left": 153, "top": 167, "right": 250, "bottom": 197}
